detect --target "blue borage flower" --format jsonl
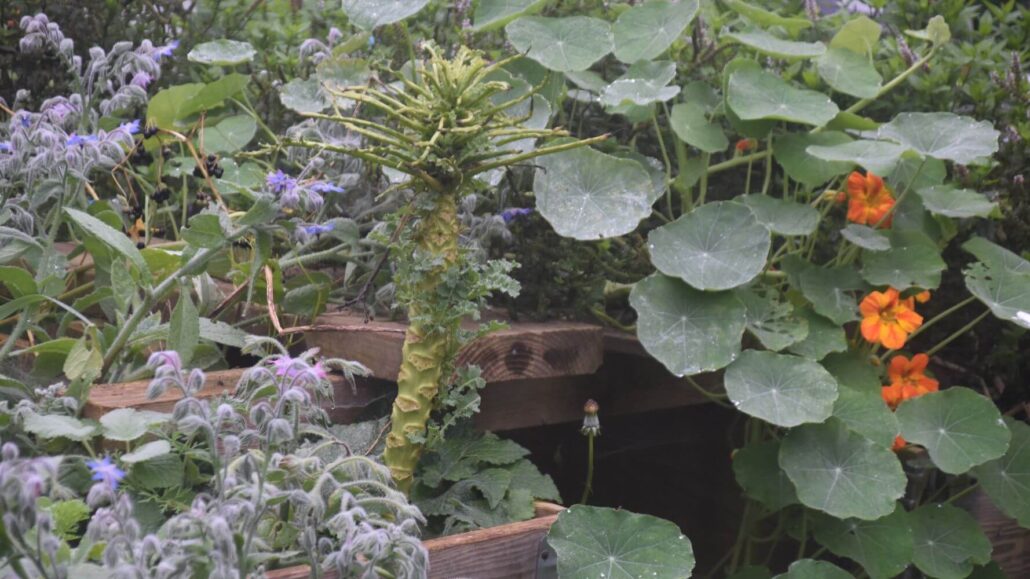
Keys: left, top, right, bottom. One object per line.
{"left": 153, "top": 39, "right": 179, "bottom": 60}
{"left": 303, "top": 223, "right": 334, "bottom": 237}
{"left": 266, "top": 169, "right": 297, "bottom": 195}
{"left": 66, "top": 133, "right": 98, "bottom": 147}
{"left": 0, "top": 142, "right": 11, "bottom": 153}
{"left": 310, "top": 181, "right": 344, "bottom": 194}
{"left": 118, "top": 119, "right": 141, "bottom": 135}
{"left": 500, "top": 207, "right": 533, "bottom": 223}
{"left": 86, "top": 456, "right": 126, "bottom": 490}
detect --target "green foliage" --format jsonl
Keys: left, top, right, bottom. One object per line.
{"left": 547, "top": 505, "right": 696, "bottom": 579}
{"left": 413, "top": 428, "right": 559, "bottom": 534}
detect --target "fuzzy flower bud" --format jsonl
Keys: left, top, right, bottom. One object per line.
{"left": 581, "top": 399, "right": 600, "bottom": 436}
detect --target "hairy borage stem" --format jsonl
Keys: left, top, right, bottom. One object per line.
{"left": 290, "top": 44, "right": 602, "bottom": 492}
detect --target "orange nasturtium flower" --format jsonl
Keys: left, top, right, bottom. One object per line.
{"left": 892, "top": 436, "right": 907, "bottom": 452}
{"left": 881, "top": 353, "right": 939, "bottom": 409}
{"left": 735, "top": 138, "right": 757, "bottom": 153}
{"left": 860, "top": 288, "right": 923, "bottom": 350}
{"left": 914, "top": 290, "right": 931, "bottom": 303}
{"left": 846, "top": 171, "right": 895, "bottom": 227}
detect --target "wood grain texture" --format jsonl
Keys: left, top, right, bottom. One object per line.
{"left": 961, "top": 489, "right": 1030, "bottom": 577}
{"left": 475, "top": 351, "right": 720, "bottom": 431}
{"left": 304, "top": 312, "right": 604, "bottom": 382}
{"left": 265, "top": 503, "right": 563, "bottom": 579}
{"left": 84, "top": 368, "right": 385, "bottom": 424}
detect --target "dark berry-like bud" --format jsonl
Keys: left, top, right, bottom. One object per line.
{"left": 143, "top": 125, "right": 159, "bottom": 139}
{"left": 192, "top": 165, "right": 205, "bottom": 178}
{"left": 152, "top": 188, "right": 171, "bottom": 203}
{"left": 212, "top": 167, "right": 224, "bottom": 178}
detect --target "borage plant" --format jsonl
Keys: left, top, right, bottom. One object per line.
{"left": 0, "top": 344, "right": 428, "bottom": 578}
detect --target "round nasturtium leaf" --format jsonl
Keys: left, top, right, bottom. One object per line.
{"left": 805, "top": 139, "right": 907, "bottom": 175}
{"left": 471, "top": 0, "right": 546, "bottom": 32}
{"left": 279, "top": 78, "right": 327, "bottom": 114}
{"left": 724, "top": 350, "right": 838, "bottom": 427}
{"left": 547, "top": 505, "right": 695, "bottom": 579}
{"left": 896, "top": 388, "right": 1011, "bottom": 475}
{"left": 780, "top": 418, "right": 907, "bottom": 520}
{"left": 669, "top": 102, "right": 728, "bottom": 154}
{"left": 832, "top": 384, "right": 899, "bottom": 448}
{"left": 841, "top": 224, "right": 891, "bottom": 252}
{"left": 798, "top": 265, "right": 866, "bottom": 325}
{"left": 732, "top": 440, "right": 798, "bottom": 510}
{"left": 533, "top": 147, "right": 653, "bottom": 240}
{"left": 341, "top": 0, "right": 430, "bottom": 29}
{"left": 505, "top": 16, "right": 613, "bottom": 72}
{"left": 727, "top": 68, "right": 839, "bottom": 127}
{"left": 725, "top": 29, "right": 826, "bottom": 59}
{"left": 100, "top": 408, "right": 169, "bottom": 442}
{"left": 648, "top": 202, "right": 771, "bottom": 291}
{"left": 915, "top": 184, "right": 998, "bottom": 218}
{"left": 787, "top": 308, "right": 847, "bottom": 361}
{"left": 875, "top": 112, "right": 1001, "bottom": 165}
{"left": 120, "top": 440, "right": 172, "bottom": 464}
{"left": 910, "top": 503, "right": 993, "bottom": 579}
{"left": 630, "top": 273, "right": 746, "bottom": 377}
{"left": 199, "top": 114, "right": 257, "bottom": 154}
{"left": 772, "top": 559, "right": 852, "bottom": 579}
{"left": 612, "top": 0, "right": 699, "bottom": 63}
{"left": 737, "top": 195, "right": 820, "bottom": 237}
{"left": 726, "top": 0, "right": 811, "bottom": 36}
{"left": 861, "top": 230, "right": 946, "bottom": 291}
{"left": 599, "top": 78, "right": 680, "bottom": 107}
{"left": 965, "top": 263, "right": 1030, "bottom": 329}
{"left": 774, "top": 131, "right": 853, "bottom": 188}
{"left": 973, "top": 418, "right": 1030, "bottom": 527}
{"left": 811, "top": 507, "right": 913, "bottom": 579}
{"left": 737, "top": 286, "right": 809, "bottom": 352}
{"left": 187, "top": 39, "right": 256, "bottom": 65}
{"left": 815, "top": 47, "right": 882, "bottom": 99}
{"left": 830, "top": 15, "right": 881, "bottom": 55}
{"left": 962, "top": 236, "right": 1030, "bottom": 274}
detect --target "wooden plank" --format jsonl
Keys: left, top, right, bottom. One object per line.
{"left": 476, "top": 352, "right": 720, "bottom": 431}
{"left": 265, "top": 502, "right": 563, "bottom": 579}
{"left": 304, "top": 312, "right": 604, "bottom": 382}
{"left": 960, "top": 490, "right": 1030, "bottom": 577}
{"left": 83, "top": 368, "right": 388, "bottom": 424}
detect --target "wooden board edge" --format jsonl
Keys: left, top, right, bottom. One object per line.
{"left": 264, "top": 502, "right": 564, "bottom": 579}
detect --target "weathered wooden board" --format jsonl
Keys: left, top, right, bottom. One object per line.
{"left": 961, "top": 489, "right": 1030, "bottom": 578}
{"left": 265, "top": 502, "right": 562, "bottom": 579}
{"left": 83, "top": 368, "right": 389, "bottom": 424}
{"left": 304, "top": 312, "right": 604, "bottom": 383}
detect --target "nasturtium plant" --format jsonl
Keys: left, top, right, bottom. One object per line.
{"left": 547, "top": 505, "right": 696, "bottom": 579}
{"left": 2, "top": 2, "right": 1028, "bottom": 579}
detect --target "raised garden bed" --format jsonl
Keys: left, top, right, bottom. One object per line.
{"left": 267, "top": 502, "right": 563, "bottom": 579}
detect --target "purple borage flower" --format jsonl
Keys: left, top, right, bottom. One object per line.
{"left": 0, "top": 142, "right": 11, "bottom": 153}
{"left": 500, "top": 207, "right": 533, "bottom": 223}
{"left": 130, "top": 71, "right": 153, "bottom": 88}
{"left": 269, "top": 355, "right": 329, "bottom": 381}
{"left": 18, "top": 114, "right": 31, "bottom": 128}
{"left": 86, "top": 456, "right": 126, "bottom": 490}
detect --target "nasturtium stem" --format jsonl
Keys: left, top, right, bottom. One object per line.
{"left": 580, "top": 432, "right": 595, "bottom": 504}
{"left": 653, "top": 108, "right": 675, "bottom": 220}
{"left": 925, "top": 310, "right": 989, "bottom": 356}
{"left": 845, "top": 47, "right": 938, "bottom": 117}
{"left": 707, "top": 150, "right": 771, "bottom": 175}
